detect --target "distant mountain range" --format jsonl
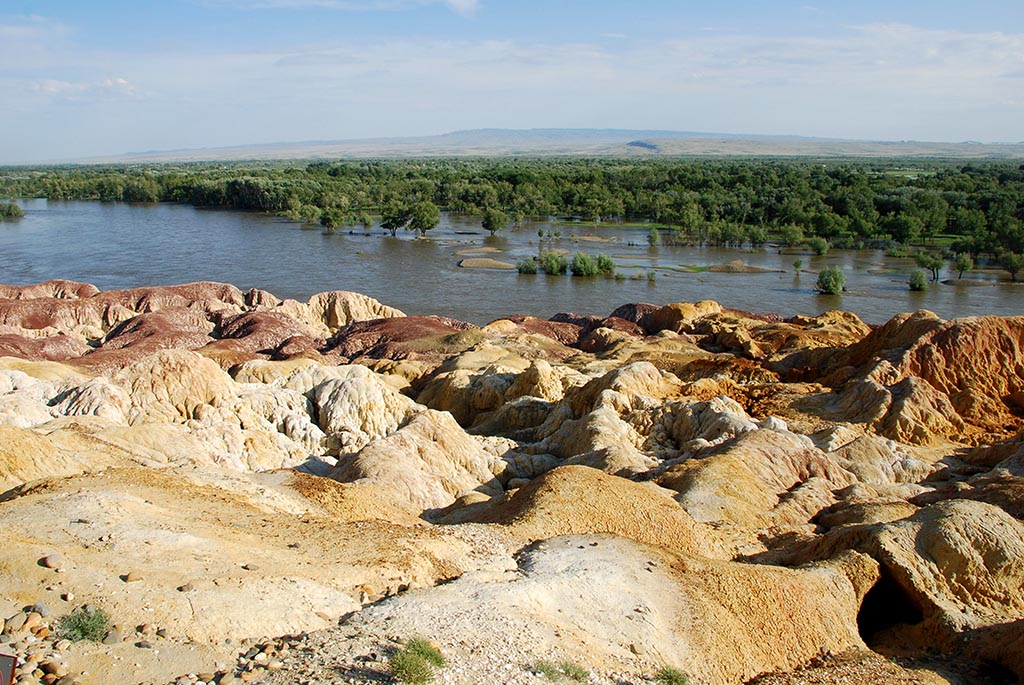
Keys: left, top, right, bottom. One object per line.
{"left": 82, "top": 128, "right": 1024, "bottom": 163}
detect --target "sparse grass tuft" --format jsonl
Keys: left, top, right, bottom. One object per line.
{"left": 558, "top": 660, "right": 589, "bottom": 682}
{"left": 532, "top": 660, "right": 562, "bottom": 680}
{"left": 404, "top": 638, "right": 446, "bottom": 667}
{"left": 388, "top": 650, "right": 434, "bottom": 684}
{"left": 654, "top": 665, "right": 691, "bottom": 685}
{"left": 57, "top": 606, "right": 111, "bottom": 643}
{"left": 387, "top": 637, "right": 446, "bottom": 684}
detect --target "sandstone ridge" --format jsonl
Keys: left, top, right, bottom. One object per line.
{"left": 0, "top": 280, "right": 1021, "bottom": 685}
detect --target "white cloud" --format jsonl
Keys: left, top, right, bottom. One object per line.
{"left": 2, "top": 21, "right": 1024, "bottom": 161}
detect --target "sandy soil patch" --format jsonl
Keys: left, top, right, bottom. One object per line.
{"left": 709, "top": 260, "right": 785, "bottom": 274}
{"left": 458, "top": 258, "right": 517, "bottom": 270}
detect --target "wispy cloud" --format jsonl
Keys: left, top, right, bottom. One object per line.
{"left": 203, "top": 0, "right": 478, "bottom": 14}
{"left": 30, "top": 77, "right": 136, "bottom": 100}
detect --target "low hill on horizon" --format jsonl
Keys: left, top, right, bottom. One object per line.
{"left": 75, "top": 127, "right": 1024, "bottom": 163}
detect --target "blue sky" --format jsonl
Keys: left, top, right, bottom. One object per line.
{"left": 1, "top": 0, "right": 1022, "bottom": 162}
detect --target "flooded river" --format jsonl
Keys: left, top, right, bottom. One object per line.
{"left": 1, "top": 199, "right": 1020, "bottom": 325}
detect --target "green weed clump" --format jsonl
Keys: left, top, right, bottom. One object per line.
{"left": 404, "top": 638, "right": 446, "bottom": 667}
{"left": 57, "top": 606, "right": 112, "bottom": 643}
{"left": 532, "top": 659, "right": 562, "bottom": 680}
{"left": 388, "top": 637, "right": 446, "bottom": 684}
{"left": 528, "top": 659, "right": 589, "bottom": 682}
{"left": 558, "top": 660, "right": 589, "bottom": 682}
{"left": 654, "top": 665, "right": 691, "bottom": 685}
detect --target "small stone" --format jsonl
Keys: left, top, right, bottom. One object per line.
{"left": 4, "top": 612, "right": 28, "bottom": 633}
{"left": 54, "top": 639, "right": 71, "bottom": 651}
{"left": 40, "top": 660, "right": 67, "bottom": 676}
{"left": 60, "top": 593, "right": 74, "bottom": 603}
{"left": 40, "top": 555, "right": 65, "bottom": 570}
{"left": 135, "top": 640, "right": 153, "bottom": 649}
{"left": 55, "top": 676, "right": 77, "bottom": 685}
{"left": 197, "top": 673, "right": 215, "bottom": 682}
{"left": 266, "top": 661, "right": 284, "bottom": 673}
{"left": 122, "top": 572, "right": 143, "bottom": 583}
{"left": 156, "top": 628, "right": 168, "bottom": 639}
{"left": 31, "top": 603, "right": 51, "bottom": 618}
{"left": 23, "top": 613, "right": 42, "bottom": 631}
{"left": 241, "top": 564, "right": 258, "bottom": 572}
{"left": 177, "top": 583, "right": 194, "bottom": 593}
{"left": 218, "top": 674, "right": 236, "bottom": 685}
{"left": 102, "top": 630, "right": 123, "bottom": 645}
{"left": 629, "top": 642, "right": 647, "bottom": 655}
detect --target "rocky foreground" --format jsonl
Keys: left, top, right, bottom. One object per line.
{"left": 0, "top": 279, "right": 1022, "bottom": 685}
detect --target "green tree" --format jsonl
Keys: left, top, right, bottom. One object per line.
{"left": 954, "top": 253, "right": 973, "bottom": 279}
{"left": 815, "top": 266, "right": 845, "bottom": 294}
{"left": 481, "top": 207, "right": 508, "bottom": 235}
{"left": 0, "top": 202, "right": 25, "bottom": 219}
{"left": 1002, "top": 252, "right": 1024, "bottom": 282}
{"left": 647, "top": 227, "right": 660, "bottom": 247}
{"left": 780, "top": 224, "right": 804, "bottom": 247}
{"left": 804, "top": 237, "right": 829, "bottom": 256}
{"left": 381, "top": 201, "right": 412, "bottom": 237}
{"left": 408, "top": 201, "right": 440, "bottom": 236}
{"left": 319, "top": 207, "right": 345, "bottom": 229}
{"left": 914, "top": 252, "right": 943, "bottom": 282}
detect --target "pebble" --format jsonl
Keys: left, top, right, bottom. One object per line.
{"left": 123, "top": 571, "right": 144, "bottom": 583}
{"left": 102, "top": 630, "right": 123, "bottom": 645}
{"left": 41, "top": 555, "right": 65, "bottom": 570}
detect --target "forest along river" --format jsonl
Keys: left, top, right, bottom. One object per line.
{"left": 2, "top": 199, "right": 1021, "bottom": 325}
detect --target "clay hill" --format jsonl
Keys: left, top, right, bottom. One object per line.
{"left": 1, "top": 279, "right": 1022, "bottom": 685}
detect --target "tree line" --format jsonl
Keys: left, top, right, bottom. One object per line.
{"left": 2, "top": 158, "right": 1023, "bottom": 255}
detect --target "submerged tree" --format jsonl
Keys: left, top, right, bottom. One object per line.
{"left": 954, "top": 253, "right": 973, "bottom": 279}
{"left": 914, "top": 251, "right": 944, "bottom": 282}
{"left": 408, "top": 200, "right": 440, "bottom": 237}
{"left": 481, "top": 207, "right": 508, "bottom": 235}
{"left": 1002, "top": 252, "right": 1024, "bottom": 282}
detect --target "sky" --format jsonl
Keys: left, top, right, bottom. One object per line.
{"left": 1, "top": 0, "right": 1023, "bottom": 162}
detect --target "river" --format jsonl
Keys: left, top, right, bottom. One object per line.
{"left": 1, "top": 199, "right": 1021, "bottom": 325}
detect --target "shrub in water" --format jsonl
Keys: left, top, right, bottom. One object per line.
{"left": 815, "top": 266, "right": 845, "bottom": 294}
{"left": 596, "top": 254, "right": 615, "bottom": 275}
{"left": 569, "top": 252, "right": 599, "bottom": 276}
{"left": 805, "top": 236, "right": 830, "bottom": 256}
{"left": 539, "top": 251, "right": 568, "bottom": 275}
{"left": 909, "top": 269, "right": 928, "bottom": 291}
{"left": 517, "top": 257, "right": 538, "bottom": 274}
